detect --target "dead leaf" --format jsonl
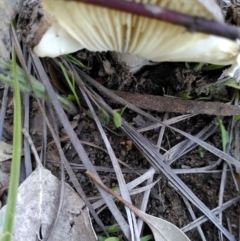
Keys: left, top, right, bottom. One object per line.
{"left": 137, "top": 210, "right": 190, "bottom": 241}
{"left": 87, "top": 170, "right": 190, "bottom": 241}
{"left": 0, "top": 141, "right": 13, "bottom": 162}
{"left": 0, "top": 167, "right": 97, "bottom": 241}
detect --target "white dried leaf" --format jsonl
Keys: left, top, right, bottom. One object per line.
{"left": 0, "top": 141, "right": 13, "bottom": 162}
{"left": 0, "top": 167, "right": 97, "bottom": 241}
{"left": 136, "top": 210, "right": 190, "bottom": 241}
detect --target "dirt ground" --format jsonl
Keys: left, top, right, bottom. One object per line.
{"left": 1, "top": 48, "right": 240, "bottom": 241}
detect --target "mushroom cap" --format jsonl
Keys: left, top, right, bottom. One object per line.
{"left": 17, "top": 0, "right": 83, "bottom": 57}
{"left": 33, "top": 21, "right": 84, "bottom": 57}
{"left": 42, "top": 0, "right": 239, "bottom": 65}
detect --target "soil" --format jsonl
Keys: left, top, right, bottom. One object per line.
{"left": 78, "top": 53, "right": 240, "bottom": 241}
{"left": 0, "top": 0, "right": 240, "bottom": 240}
{"left": 1, "top": 48, "right": 240, "bottom": 241}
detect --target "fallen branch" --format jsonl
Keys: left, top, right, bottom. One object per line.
{"left": 110, "top": 90, "right": 240, "bottom": 116}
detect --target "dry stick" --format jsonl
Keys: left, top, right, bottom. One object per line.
{"left": 86, "top": 171, "right": 154, "bottom": 222}
{"left": 77, "top": 0, "right": 240, "bottom": 40}
{"left": 110, "top": 90, "right": 240, "bottom": 116}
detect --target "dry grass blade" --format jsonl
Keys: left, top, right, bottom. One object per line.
{"left": 121, "top": 120, "right": 235, "bottom": 241}
{"left": 182, "top": 196, "right": 207, "bottom": 241}
{"left": 164, "top": 123, "right": 218, "bottom": 163}
{"left": 77, "top": 68, "right": 163, "bottom": 123}
{"left": 87, "top": 170, "right": 190, "bottom": 241}
{"left": 92, "top": 168, "right": 156, "bottom": 210}
{"left": 7, "top": 41, "right": 108, "bottom": 236}
{"left": 136, "top": 170, "right": 154, "bottom": 235}
{"left": 22, "top": 48, "right": 34, "bottom": 177}
{"left": 166, "top": 124, "right": 240, "bottom": 168}
{"left": 1, "top": 1, "right": 239, "bottom": 241}
{"left": 69, "top": 65, "right": 139, "bottom": 240}
{"left": 76, "top": 65, "right": 236, "bottom": 240}
{"left": 0, "top": 85, "right": 9, "bottom": 140}
{"left": 181, "top": 195, "right": 240, "bottom": 232}
{"left": 137, "top": 114, "right": 194, "bottom": 133}
{"left": 30, "top": 54, "right": 131, "bottom": 238}
{"left": 86, "top": 93, "right": 234, "bottom": 239}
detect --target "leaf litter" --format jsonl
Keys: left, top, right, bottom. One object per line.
{"left": 0, "top": 1, "right": 240, "bottom": 241}
{"left": 0, "top": 48, "right": 240, "bottom": 241}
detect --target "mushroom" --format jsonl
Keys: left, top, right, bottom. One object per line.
{"left": 17, "top": 0, "right": 83, "bottom": 57}
{"left": 19, "top": 0, "right": 240, "bottom": 73}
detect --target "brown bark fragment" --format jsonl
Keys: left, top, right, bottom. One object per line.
{"left": 111, "top": 90, "right": 240, "bottom": 116}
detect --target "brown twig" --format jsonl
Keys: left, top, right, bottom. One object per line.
{"left": 74, "top": 0, "right": 240, "bottom": 40}
{"left": 86, "top": 170, "right": 141, "bottom": 214}
{"left": 110, "top": 90, "right": 240, "bottom": 116}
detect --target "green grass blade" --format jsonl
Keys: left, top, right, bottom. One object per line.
{"left": 65, "top": 55, "right": 88, "bottom": 69}
{"left": 59, "top": 63, "right": 81, "bottom": 109}
{"left": 1, "top": 51, "right": 22, "bottom": 241}
{"left": 0, "top": 58, "right": 77, "bottom": 115}
{"left": 217, "top": 117, "right": 229, "bottom": 153}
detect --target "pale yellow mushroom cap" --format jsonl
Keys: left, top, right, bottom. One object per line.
{"left": 17, "top": 0, "right": 83, "bottom": 57}
{"left": 41, "top": 0, "right": 239, "bottom": 66}
{"left": 33, "top": 21, "right": 84, "bottom": 57}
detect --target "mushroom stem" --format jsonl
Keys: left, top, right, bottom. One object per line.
{"left": 74, "top": 0, "right": 240, "bottom": 40}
